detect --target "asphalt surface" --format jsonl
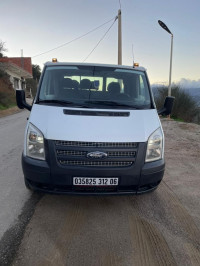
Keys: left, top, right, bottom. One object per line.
{"left": 0, "top": 112, "right": 200, "bottom": 266}
{"left": 0, "top": 110, "right": 30, "bottom": 239}
{"left": 0, "top": 110, "right": 43, "bottom": 265}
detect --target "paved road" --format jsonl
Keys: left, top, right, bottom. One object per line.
{"left": 0, "top": 111, "right": 43, "bottom": 265}
{"left": 0, "top": 111, "right": 30, "bottom": 239}
{"left": 0, "top": 113, "right": 200, "bottom": 266}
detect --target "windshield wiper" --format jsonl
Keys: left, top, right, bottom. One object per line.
{"left": 84, "top": 100, "right": 139, "bottom": 109}
{"left": 38, "top": 99, "right": 91, "bottom": 108}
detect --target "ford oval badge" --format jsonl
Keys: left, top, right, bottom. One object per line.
{"left": 87, "top": 151, "right": 108, "bottom": 159}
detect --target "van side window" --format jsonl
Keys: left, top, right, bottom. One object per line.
{"left": 106, "top": 78, "right": 124, "bottom": 93}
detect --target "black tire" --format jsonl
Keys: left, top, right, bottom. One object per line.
{"left": 24, "top": 177, "right": 33, "bottom": 191}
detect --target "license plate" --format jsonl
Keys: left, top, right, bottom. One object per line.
{"left": 73, "top": 177, "right": 118, "bottom": 186}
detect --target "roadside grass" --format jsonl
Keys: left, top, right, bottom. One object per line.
{"left": 0, "top": 103, "right": 16, "bottom": 110}
{"left": 172, "top": 117, "right": 185, "bottom": 122}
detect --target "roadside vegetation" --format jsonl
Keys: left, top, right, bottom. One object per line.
{"left": 26, "top": 64, "right": 41, "bottom": 98}
{"left": 154, "top": 85, "right": 200, "bottom": 124}
{"left": 0, "top": 70, "right": 16, "bottom": 110}
{"left": 0, "top": 40, "right": 7, "bottom": 57}
{"left": 0, "top": 41, "right": 16, "bottom": 110}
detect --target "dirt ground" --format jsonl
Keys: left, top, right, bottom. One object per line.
{"left": 11, "top": 119, "right": 200, "bottom": 266}
{"left": 162, "top": 119, "right": 200, "bottom": 229}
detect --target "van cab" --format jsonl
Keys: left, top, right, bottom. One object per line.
{"left": 16, "top": 61, "right": 174, "bottom": 194}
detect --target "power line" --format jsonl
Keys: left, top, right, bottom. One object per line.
{"left": 32, "top": 16, "right": 116, "bottom": 58}
{"left": 82, "top": 17, "right": 117, "bottom": 62}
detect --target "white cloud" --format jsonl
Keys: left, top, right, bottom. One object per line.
{"left": 178, "top": 78, "right": 200, "bottom": 89}
{"left": 152, "top": 79, "right": 200, "bottom": 89}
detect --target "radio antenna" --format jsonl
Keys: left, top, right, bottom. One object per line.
{"left": 132, "top": 44, "right": 134, "bottom": 65}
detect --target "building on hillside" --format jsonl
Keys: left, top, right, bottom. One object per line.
{"left": 0, "top": 57, "right": 32, "bottom": 90}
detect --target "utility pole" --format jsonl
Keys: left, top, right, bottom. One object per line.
{"left": 168, "top": 34, "right": 173, "bottom": 96}
{"left": 118, "top": 9, "right": 122, "bottom": 65}
{"left": 21, "top": 49, "right": 24, "bottom": 69}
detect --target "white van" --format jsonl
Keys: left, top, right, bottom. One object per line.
{"left": 16, "top": 61, "right": 174, "bottom": 194}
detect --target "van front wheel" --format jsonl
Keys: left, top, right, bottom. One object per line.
{"left": 24, "top": 177, "right": 33, "bottom": 191}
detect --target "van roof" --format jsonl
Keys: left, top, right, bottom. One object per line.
{"left": 44, "top": 62, "right": 146, "bottom": 72}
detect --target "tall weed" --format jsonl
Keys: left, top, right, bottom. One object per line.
{"left": 0, "top": 70, "right": 15, "bottom": 108}
{"left": 154, "top": 86, "right": 199, "bottom": 122}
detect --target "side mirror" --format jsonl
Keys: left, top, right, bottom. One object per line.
{"left": 16, "top": 90, "right": 32, "bottom": 111}
{"left": 158, "top": 96, "right": 175, "bottom": 116}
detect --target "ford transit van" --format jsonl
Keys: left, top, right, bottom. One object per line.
{"left": 16, "top": 61, "right": 174, "bottom": 194}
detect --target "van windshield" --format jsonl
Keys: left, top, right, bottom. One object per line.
{"left": 38, "top": 65, "right": 152, "bottom": 109}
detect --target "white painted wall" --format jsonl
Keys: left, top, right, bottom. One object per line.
{"left": 6, "top": 69, "right": 22, "bottom": 90}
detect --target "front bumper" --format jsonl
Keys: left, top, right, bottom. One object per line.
{"left": 22, "top": 154, "right": 165, "bottom": 195}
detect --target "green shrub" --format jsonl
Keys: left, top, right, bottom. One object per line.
{"left": 0, "top": 70, "right": 16, "bottom": 108}
{"left": 26, "top": 78, "right": 37, "bottom": 98}
{"left": 154, "top": 86, "right": 199, "bottom": 122}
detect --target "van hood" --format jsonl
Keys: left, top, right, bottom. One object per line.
{"left": 29, "top": 104, "right": 162, "bottom": 143}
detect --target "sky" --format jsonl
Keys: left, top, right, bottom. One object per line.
{"left": 1, "top": 0, "right": 200, "bottom": 86}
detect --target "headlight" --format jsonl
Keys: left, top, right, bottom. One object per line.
{"left": 26, "top": 123, "right": 45, "bottom": 160}
{"left": 145, "top": 127, "right": 163, "bottom": 163}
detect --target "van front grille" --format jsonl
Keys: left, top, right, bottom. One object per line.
{"left": 55, "top": 140, "right": 137, "bottom": 148}
{"left": 59, "top": 160, "right": 133, "bottom": 167}
{"left": 56, "top": 150, "right": 136, "bottom": 157}
{"left": 55, "top": 140, "right": 138, "bottom": 168}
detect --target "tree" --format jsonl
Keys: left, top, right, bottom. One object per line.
{"left": 32, "top": 64, "right": 41, "bottom": 82}
{"left": 25, "top": 64, "right": 41, "bottom": 97}
{"left": 0, "top": 40, "right": 7, "bottom": 57}
{"left": 26, "top": 78, "right": 37, "bottom": 98}
{"left": 0, "top": 70, "right": 15, "bottom": 108}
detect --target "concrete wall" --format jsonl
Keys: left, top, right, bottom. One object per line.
{"left": 5, "top": 69, "right": 24, "bottom": 90}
